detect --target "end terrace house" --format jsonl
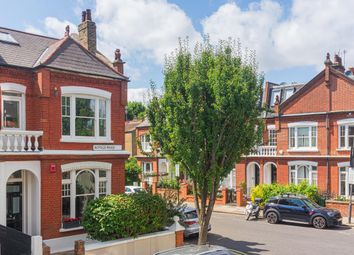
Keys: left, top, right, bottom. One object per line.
{"left": 236, "top": 53, "right": 354, "bottom": 205}
{"left": 0, "top": 9, "right": 129, "bottom": 248}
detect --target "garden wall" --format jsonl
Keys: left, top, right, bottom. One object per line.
{"left": 155, "top": 183, "right": 228, "bottom": 205}
{"left": 326, "top": 200, "right": 354, "bottom": 217}
{"left": 85, "top": 230, "right": 175, "bottom": 255}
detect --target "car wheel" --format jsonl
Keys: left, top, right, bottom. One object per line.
{"left": 312, "top": 216, "right": 327, "bottom": 229}
{"left": 266, "top": 211, "right": 278, "bottom": 224}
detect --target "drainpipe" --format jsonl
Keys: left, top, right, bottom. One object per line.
{"left": 326, "top": 113, "right": 330, "bottom": 194}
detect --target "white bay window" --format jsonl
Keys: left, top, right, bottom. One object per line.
{"left": 61, "top": 162, "right": 111, "bottom": 229}
{"left": 289, "top": 161, "right": 318, "bottom": 186}
{"left": 337, "top": 119, "right": 354, "bottom": 149}
{"left": 61, "top": 86, "right": 111, "bottom": 143}
{"left": 338, "top": 162, "right": 354, "bottom": 198}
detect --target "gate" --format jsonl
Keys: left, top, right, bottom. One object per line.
{"left": 0, "top": 225, "right": 31, "bottom": 255}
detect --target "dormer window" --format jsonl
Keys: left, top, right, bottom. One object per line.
{"left": 284, "top": 88, "right": 294, "bottom": 100}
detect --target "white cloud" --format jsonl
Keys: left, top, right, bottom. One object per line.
{"left": 202, "top": 1, "right": 283, "bottom": 71}
{"left": 203, "top": 0, "right": 354, "bottom": 71}
{"left": 25, "top": 17, "right": 77, "bottom": 38}
{"left": 128, "top": 88, "right": 150, "bottom": 103}
{"left": 95, "top": 0, "right": 201, "bottom": 64}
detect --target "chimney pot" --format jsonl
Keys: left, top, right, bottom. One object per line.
{"left": 64, "top": 25, "right": 70, "bottom": 37}
{"left": 86, "top": 9, "right": 92, "bottom": 21}
{"left": 324, "top": 52, "right": 332, "bottom": 66}
{"left": 81, "top": 11, "right": 86, "bottom": 22}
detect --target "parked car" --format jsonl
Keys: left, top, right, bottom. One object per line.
{"left": 264, "top": 194, "right": 342, "bottom": 229}
{"left": 125, "top": 186, "right": 145, "bottom": 194}
{"left": 154, "top": 244, "right": 237, "bottom": 255}
{"left": 181, "top": 207, "right": 211, "bottom": 238}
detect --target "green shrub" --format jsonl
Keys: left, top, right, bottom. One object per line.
{"left": 250, "top": 181, "right": 323, "bottom": 206}
{"left": 157, "top": 179, "right": 180, "bottom": 190}
{"left": 82, "top": 192, "right": 168, "bottom": 241}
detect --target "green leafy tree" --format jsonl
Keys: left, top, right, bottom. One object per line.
{"left": 126, "top": 101, "right": 146, "bottom": 121}
{"left": 125, "top": 157, "right": 142, "bottom": 185}
{"left": 147, "top": 39, "right": 263, "bottom": 244}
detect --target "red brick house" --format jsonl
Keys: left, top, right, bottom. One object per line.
{"left": 0, "top": 9, "right": 129, "bottom": 251}
{"left": 125, "top": 119, "right": 174, "bottom": 186}
{"left": 236, "top": 53, "right": 354, "bottom": 205}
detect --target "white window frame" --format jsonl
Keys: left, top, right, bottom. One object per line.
{"left": 288, "top": 161, "right": 318, "bottom": 186}
{"left": 141, "top": 134, "right": 152, "bottom": 152}
{"left": 0, "top": 83, "right": 26, "bottom": 130}
{"left": 61, "top": 162, "right": 112, "bottom": 228}
{"left": 142, "top": 161, "right": 153, "bottom": 173}
{"left": 284, "top": 88, "right": 294, "bottom": 100}
{"left": 61, "top": 86, "right": 112, "bottom": 143}
{"left": 288, "top": 122, "right": 318, "bottom": 151}
{"left": 337, "top": 119, "right": 354, "bottom": 149}
{"left": 337, "top": 162, "right": 354, "bottom": 198}
{"left": 268, "top": 126, "right": 277, "bottom": 146}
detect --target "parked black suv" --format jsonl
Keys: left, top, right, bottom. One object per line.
{"left": 264, "top": 194, "right": 342, "bottom": 229}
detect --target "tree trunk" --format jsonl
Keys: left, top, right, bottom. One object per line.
{"left": 198, "top": 220, "right": 210, "bottom": 245}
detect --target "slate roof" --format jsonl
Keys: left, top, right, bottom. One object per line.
{"left": 263, "top": 82, "right": 305, "bottom": 118}
{"left": 0, "top": 27, "right": 127, "bottom": 80}
{"left": 0, "top": 27, "right": 56, "bottom": 68}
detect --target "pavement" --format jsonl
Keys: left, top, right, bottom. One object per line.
{"left": 186, "top": 202, "right": 354, "bottom": 227}
{"left": 186, "top": 212, "right": 354, "bottom": 255}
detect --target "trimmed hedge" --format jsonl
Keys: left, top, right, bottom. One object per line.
{"left": 82, "top": 192, "right": 168, "bottom": 241}
{"left": 250, "top": 181, "right": 324, "bottom": 207}
{"left": 157, "top": 179, "right": 180, "bottom": 190}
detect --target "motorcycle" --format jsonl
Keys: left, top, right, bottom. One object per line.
{"left": 245, "top": 198, "right": 262, "bottom": 220}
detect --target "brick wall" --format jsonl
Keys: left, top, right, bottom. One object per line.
{"left": 41, "top": 156, "right": 126, "bottom": 239}
{"left": 235, "top": 67, "right": 354, "bottom": 205}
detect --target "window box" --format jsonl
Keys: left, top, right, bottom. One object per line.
{"left": 62, "top": 218, "right": 81, "bottom": 229}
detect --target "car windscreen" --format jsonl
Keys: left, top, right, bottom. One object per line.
{"left": 133, "top": 188, "right": 143, "bottom": 192}
{"left": 302, "top": 199, "right": 321, "bottom": 209}
{"left": 184, "top": 210, "right": 198, "bottom": 219}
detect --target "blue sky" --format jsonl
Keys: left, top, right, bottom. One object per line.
{"left": 1, "top": 0, "right": 351, "bottom": 101}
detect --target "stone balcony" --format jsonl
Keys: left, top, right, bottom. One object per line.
{"left": 0, "top": 130, "right": 43, "bottom": 152}
{"left": 248, "top": 145, "right": 277, "bottom": 156}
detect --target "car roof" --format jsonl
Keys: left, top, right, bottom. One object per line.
{"left": 154, "top": 245, "right": 229, "bottom": 255}
{"left": 270, "top": 194, "right": 307, "bottom": 200}
{"left": 125, "top": 186, "right": 142, "bottom": 189}
{"left": 183, "top": 207, "right": 197, "bottom": 213}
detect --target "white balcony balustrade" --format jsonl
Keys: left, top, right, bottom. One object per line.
{"left": 0, "top": 130, "right": 43, "bottom": 152}
{"left": 249, "top": 145, "right": 277, "bottom": 156}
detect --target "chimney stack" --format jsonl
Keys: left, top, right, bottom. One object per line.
{"left": 113, "top": 49, "right": 125, "bottom": 74}
{"left": 78, "top": 9, "right": 96, "bottom": 53}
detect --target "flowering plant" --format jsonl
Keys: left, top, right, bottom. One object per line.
{"left": 63, "top": 217, "right": 80, "bottom": 223}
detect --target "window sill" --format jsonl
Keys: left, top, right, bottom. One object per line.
{"left": 59, "top": 226, "right": 84, "bottom": 233}
{"left": 336, "top": 148, "right": 350, "bottom": 151}
{"left": 287, "top": 148, "right": 319, "bottom": 152}
{"left": 61, "top": 137, "right": 113, "bottom": 143}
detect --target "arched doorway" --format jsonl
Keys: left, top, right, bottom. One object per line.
{"left": 264, "top": 162, "right": 277, "bottom": 184}
{"left": 246, "top": 162, "right": 260, "bottom": 195}
{"left": 6, "top": 169, "right": 40, "bottom": 235}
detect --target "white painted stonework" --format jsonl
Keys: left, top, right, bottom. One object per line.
{"left": 0, "top": 161, "right": 41, "bottom": 236}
